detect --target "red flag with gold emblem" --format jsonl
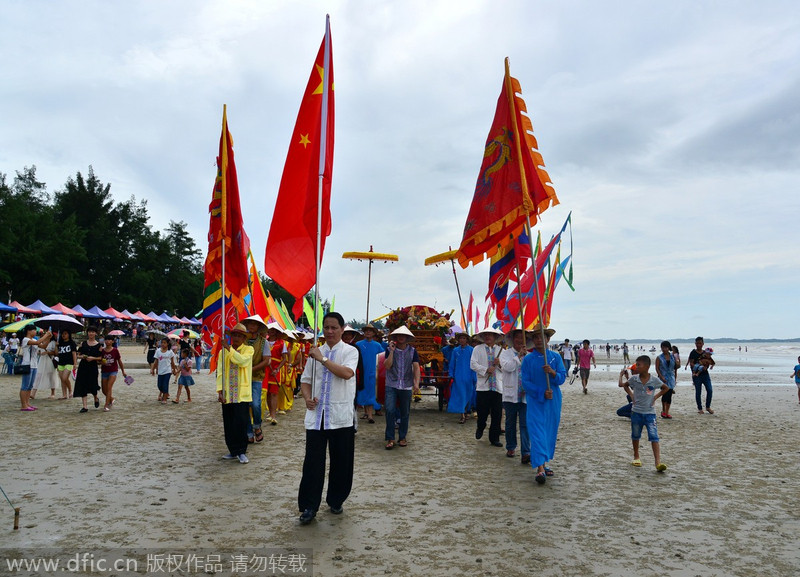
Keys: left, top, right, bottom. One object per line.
{"left": 456, "top": 59, "right": 559, "bottom": 268}
{"left": 265, "top": 20, "right": 334, "bottom": 320}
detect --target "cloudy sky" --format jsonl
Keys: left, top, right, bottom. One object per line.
{"left": 2, "top": 1, "right": 798, "bottom": 340}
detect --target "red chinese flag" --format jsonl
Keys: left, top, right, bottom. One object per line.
{"left": 456, "top": 59, "right": 559, "bottom": 268}
{"left": 204, "top": 105, "right": 251, "bottom": 306}
{"left": 265, "top": 21, "right": 334, "bottom": 320}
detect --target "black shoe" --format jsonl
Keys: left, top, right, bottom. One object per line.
{"left": 329, "top": 505, "right": 343, "bottom": 515}
{"left": 491, "top": 441, "right": 503, "bottom": 447}
{"left": 298, "top": 509, "right": 316, "bottom": 525}
{"left": 79, "top": 407, "right": 88, "bottom": 413}
{"left": 535, "top": 472, "right": 546, "bottom": 485}
{"left": 475, "top": 428, "right": 484, "bottom": 440}
{"left": 94, "top": 399, "right": 100, "bottom": 408}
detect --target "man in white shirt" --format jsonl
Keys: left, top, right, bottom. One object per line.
{"left": 559, "top": 339, "right": 573, "bottom": 372}
{"left": 470, "top": 327, "right": 505, "bottom": 447}
{"left": 297, "top": 312, "right": 359, "bottom": 525}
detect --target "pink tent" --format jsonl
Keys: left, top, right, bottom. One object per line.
{"left": 9, "top": 301, "right": 38, "bottom": 314}
{"left": 134, "top": 310, "right": 157, "bottom": 322}
{"left": 51, "top": 303, "right": 82, "bottom": 317}
{"left": 104, "top": 307, "right": 131, "bottom": 320}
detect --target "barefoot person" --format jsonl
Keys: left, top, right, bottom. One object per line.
{"left": 100, "top": 334, "right": 127, "bottom": 411}
{"left": 655, "top": 341, "right": 677, "bottom": 419}
{"left": 619, "top": 356, "right": 669, "bottom": 472}
{"left": 297, "top": 312, "right": 359, "bottom": 525}
{"left": 687, "top": 337, "right": 715, "bottom": 414}
{"left": 792, "top": 356, "right": 800, "bottom": 404}
{"left": 576, "top": 339, "right": 596, "bottom": 394}
{"left": 520, "top": 324, "right": 566, "bottom": 484}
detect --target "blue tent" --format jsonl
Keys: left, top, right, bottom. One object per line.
{"left": 27, "top": 300, "right": 58, "bottom": 314}
{"left": 0, "top": 302, "right": 16, "bottom": 313}
{"left": 87, "top": 306, "right": 115, "bottom": 320}
{"left": 73, "top": 304, "right": 103, "bottom": 319}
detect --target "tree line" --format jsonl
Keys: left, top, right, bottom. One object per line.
{"left": 0, "top": 165, "right": 203, "bottom": 317}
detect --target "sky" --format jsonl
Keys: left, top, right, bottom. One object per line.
{"left": 2, "top": 0, "right": 799, "bottom": 340}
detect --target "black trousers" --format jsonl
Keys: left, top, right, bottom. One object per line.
{"left": 221, "top": 402, "right": 250, "bottom": 456}
{"left": 298, "top": 426, "right": 355, "bottom": 513}
{"left": 476, "top": 390, "right": 503, "bottom": 444}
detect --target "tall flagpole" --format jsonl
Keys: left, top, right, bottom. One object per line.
{"left": 504, "top": 58, "right": 551, "bottom": 395}
{"left": 312, "top": 15, "right": 331, "bottom": 393}
{"left": 220, "top": 105, "right": 228, "bottom": 402}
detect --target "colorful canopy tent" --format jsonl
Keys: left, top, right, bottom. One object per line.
{"left": 134, "top": 310, "right": 157, "bottom": 322}
{"left": 0, "top": 302, "right": 16, "bottom": 313}
{"left": 104, "top": 307, "right": 130, "bottom": 320}
{"left": 146, "top": 311, "right": 162, "bottom": 322}
{"left": 27, "top": 300, "right": 59, "bottom": 314}
{"left": 157, "top": 312, "right": 174, "bottom": 322}
{"left": 179, "top": 316, "right": 194, "bottom": 325}
{"left": 122, "top": 309, "right": 144, "bottom": 321}
{"left": 73, "top": 305, "right": 105, "bottom": 319}
{"left": 51, "top": 303, "right": 82, "bottom": 317}
{"left": 87, "top": 306, "right": 115, "bottom": 319}
{"left": 9, "top": 301, "right": 38, "bottom": 315}
{"left": 168, "top": 315, "right": 182, "bottom": 323}
{"left": 188, "top": 317, "right": 202, "bottom": 326}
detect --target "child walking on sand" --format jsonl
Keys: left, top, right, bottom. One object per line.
{"left": 619, "top": 355, "right": 668, "bottom": 472}
{"left": 792, "top": 356, "right": 800, "bottom": 404}
{"left": 174, "top": 348, "right": 194, "bottom": 403}
{"left": 153, "top": 338, "right": 177, "bottom": 404}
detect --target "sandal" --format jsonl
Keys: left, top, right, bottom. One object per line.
{"left": 360, "top": 414, "right": 368, "bottom": 419}
{"left": 706, "top": 408, "right": 714, "bottom": 414}
{"left": 458, "top": 416, "right": 466, "bottom": 424}
{"left": 631, "top": 459, "right": 642, "bottom": 467}
{"left": 254, "top": 429, "right": 264, "bottom": 443}
{"left": 535, "top": 472, "right": 546, "bottom": 485}
{"left": 544, "top": 467, "right": 554, "bottom": 477}
{"left": 398, "top": 439, "right": 407, "bottom": 447}
{"left": 368, "top": 418, "right": 375, "bottom": 424}
{"left": 385, "top": 440, "right": 395, "bottom": 450}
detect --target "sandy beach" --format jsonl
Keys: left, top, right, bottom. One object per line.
{"left": 2, "top": 345, "right": 799, "bottom": 576}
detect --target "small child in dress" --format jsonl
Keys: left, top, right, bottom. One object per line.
{"left": 174, "top": 348, "right": 194, "bottom": 403}
{"left": 692, "top": 352, "right": 713, "bottom": 378}
{"left": 618, "top": 355, "right": 669, "bottom": 472}
{"left": 791, "top": 355, "right": 800, "bottom": 404}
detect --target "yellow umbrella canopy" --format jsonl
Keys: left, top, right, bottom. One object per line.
{"left": 341, "top": 246, "right": 399, "bottom": 322}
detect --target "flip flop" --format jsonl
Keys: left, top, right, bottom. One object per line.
{"left": 544, "top": 467, "right": 554, "bottom": 477}
{"left": 398, "top": 439, "right": 407, "bottom": 447}
{"left": 631, "top": 459, "right": 642, "bottom": 467}
{"left": 20, "top": 407, "right": 36, "bottom": 411}
{"left": 385, "top": 440, "right": 395, "bottom": 450}
{"left": 254, "top": 429, "right": 264, "bottom": 443}
{"left": 535, "top": 472, "right": 546, "bottom": 485}
{"left": 656, "top": 463, "right": 667, "bottom": 472}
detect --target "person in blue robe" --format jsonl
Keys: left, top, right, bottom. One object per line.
{"left": 355, "top": 325, "right": 385, "bottom": 423}
{"left": 521, "top": 324, "right": 566, "bottom": 485}
{"left": 447, "top": 333, "right": 476, "bottom": 423}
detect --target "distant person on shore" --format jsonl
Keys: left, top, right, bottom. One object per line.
{"left": 605, "top": 343, "right": 611, "bottom": 358}
{"left": 618, "top": 356, "right": 668, "bottom": 471}
{"left": 792, "top": 356, "right": 800, "bottom": 404}
{"left": 655, "top": 341, "right": 677, "bottom": 419}
{"left": 687, "top": 337, "right": 715, "bottom": 414}
{"left": 576, "top": 339, "right": 596, "bottom": 394}
{"left": 559, "top": 339, "right": 573, "bottom": 372}
{"left": 622, "top": 342, "right": 630, "bottom": 363}
{"left": 671, "top": 346, "right": 680, "bottom": 382}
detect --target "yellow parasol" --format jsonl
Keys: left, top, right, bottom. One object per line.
{"left": 424, "top": 246, "right": 467, "bottom": 330}
{"left": 342, "top": 246, "right": 399, "bottom": 323}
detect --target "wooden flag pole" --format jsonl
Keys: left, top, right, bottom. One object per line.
{"left": 505, "top": 58, "right": 551, "bottom": 396}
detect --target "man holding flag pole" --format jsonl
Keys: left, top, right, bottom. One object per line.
{"left": 263, "top": 16, "right": 353, "bottom": 525}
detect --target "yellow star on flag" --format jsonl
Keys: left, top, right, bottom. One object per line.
{"left": 299, "top": 134, "right": 311, "bottom": 148}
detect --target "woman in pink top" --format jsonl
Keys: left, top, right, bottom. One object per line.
{"left": 576, "top": 339, "right": 596, "bottom": 394}
{"left": 100, "top": 336, "right": 127, "bottom": 411}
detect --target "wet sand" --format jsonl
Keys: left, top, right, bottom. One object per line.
{"left": 2, "top": 346, "right": 799, "bottom": 576}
